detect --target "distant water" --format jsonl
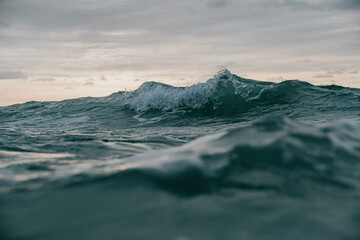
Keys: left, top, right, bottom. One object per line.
{"left": 1, "top": 70, "right": 360, "bottom": 240}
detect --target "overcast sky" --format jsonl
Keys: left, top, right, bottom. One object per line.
{"left": 0, "top": 0, "right": 359, "bottom": 105}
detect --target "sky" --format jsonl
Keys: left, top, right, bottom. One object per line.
{"left": 0, "top": 0, "right": 359, "bottom": 105}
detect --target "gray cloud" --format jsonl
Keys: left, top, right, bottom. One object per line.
{"left": 253, "top": 0, "right": 360, "bottom": 11}
{"left": 31, "top": 77, "right": 56, "bottom": 82}
{"left": 0, "top": 0, "right": 359, "bottom": 86}
{"left": 295, "top": 59, "right": 312, "bottom": 63}
{"left": 207, "top": 0, "right": 230, "bottom": 8}
{"left": 312, "top": 68, "right": 349, "bottom": 78}
{"left": 82, "top": 77, "right": 98, "bottom": 86}
{"left": 254, "top": 0, "right": 324, "bottom": 11}
{"left": 327, "top": 69, "right": 346, "bottom": 74}
{"left": 335, "top": 0, "right": 360, "bottom": 10}
{"left": 0, "top": 71, "right": 26, "bottom": 79}
{"left": 313, "top": 73, "right": 334, "bottom": 78}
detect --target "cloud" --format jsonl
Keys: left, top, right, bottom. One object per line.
{"left": 0, "top": 71, "right": 26, "bottom": 79}
{"left": 31, "top": 77, "right": 56, "bottom": 82}
{"left": 312, "top": 69, "right": 348, "bottom": 78}
{"left": 295, "top": 59, "right": 312, "bottom": 63}
{"left": 207, "top": 0, "right": 230, "bottom": 8}
{"left": 327, "top": 69, "right": 345, "bottom": 75}
{"left": 334, "top": 0, "right": 360, "bottom": 10}
{"left": 0, "top": 0, "right": 359, "bottom": 89}
{"left": 254, "top": 0, "right": 360, "bottom": 11}
{"left": 84, "top": 81, "right": 94, "bottom": 86}
{"left": 84, "top": 78, "right": 95, "bottom": 86}
{"left": 313, "top": 73, "right": 333, "bottom": 78}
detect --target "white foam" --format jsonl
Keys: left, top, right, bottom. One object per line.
{"left": 119, "top": 70, "right": 273, "bottom": 112}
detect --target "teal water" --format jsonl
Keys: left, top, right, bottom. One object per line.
{"left": 1, "top": 70, "right": 360, "bottom": 239}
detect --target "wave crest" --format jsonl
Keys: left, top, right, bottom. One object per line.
{"left": 111, "top": 69, "right": 360, "bottom": 116}
{"left": 119, "top": 70, "right": 273, "bottom": 114}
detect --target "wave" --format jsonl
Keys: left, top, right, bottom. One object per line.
{"left": 94, "top": 116, "right": 360, "bottom": 196}
{"left": 116, "top": 69, "right": 270, "bottom": 114}
{"left": 1, "top": 70, "right": 359, "bottom": 122}
{"left": 2, "top": 116, "right": 360, "bottom": 195}
{"left": 109, "top": 69, "right": 359, "bottom": 116}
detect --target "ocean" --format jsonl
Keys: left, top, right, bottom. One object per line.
{"left": 1, "top": 69, "right": 360, "bottom": 239}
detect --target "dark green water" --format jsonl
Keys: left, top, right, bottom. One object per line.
{"left": 1, "top": 70, "right": 360, "bottom": 239}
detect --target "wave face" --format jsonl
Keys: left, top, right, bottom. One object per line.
{"left": 1, "top": 70, "right": 360, "bottom": 240}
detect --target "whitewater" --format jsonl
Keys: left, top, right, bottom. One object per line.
{"left": 0, "top": 70, "right": 360, "bottom": 240}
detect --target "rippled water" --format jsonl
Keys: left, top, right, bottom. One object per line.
{"left": 1, "top": 70, "right": 360, "bottom": 240}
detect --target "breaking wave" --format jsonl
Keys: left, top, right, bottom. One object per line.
{"left": 2, "top": 69, "right": 359, "bottom": 122}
